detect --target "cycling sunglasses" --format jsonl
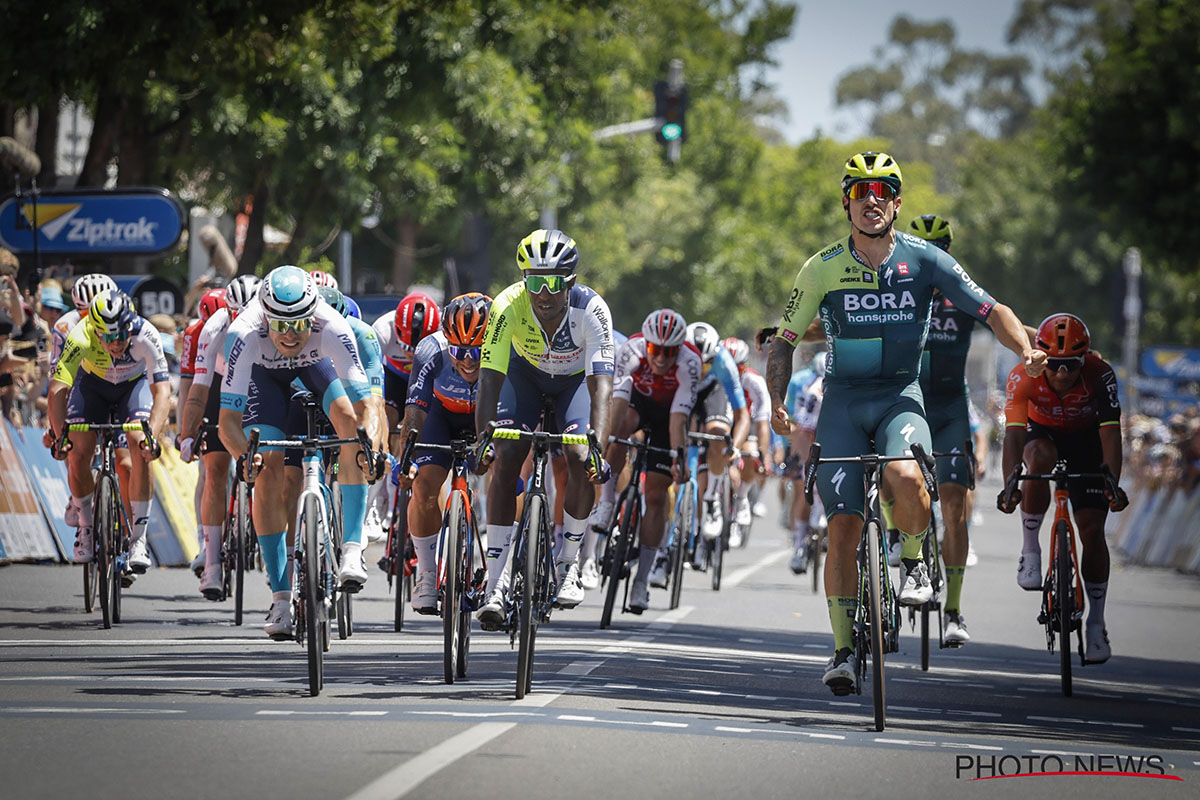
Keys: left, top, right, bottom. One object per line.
{"left": 845, "top": 180, "right": 898, "bottom": 201}
{"left": 1047, "top": 356, "right": 1084, "bottom": 372}
{"left": 100, "top": 330, "right": 129, "bottom": 344}
{"left": 448, "top": 345, "right": 481, "bottom": 361}
{"left": 267, "top": 316, "right": 314, "bottom": 335}
{"left": 523, "top": 273, "right": 574, "bottom": 295}
{"left": 646, "top": 342, "right": 679, "bottom": 359}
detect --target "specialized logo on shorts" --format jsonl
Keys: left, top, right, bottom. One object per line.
{"left": 831, "top": 467, "right": 847, "bottom": 496}
{"left": 901, "top": 422, "right": 915, "bottom": 444}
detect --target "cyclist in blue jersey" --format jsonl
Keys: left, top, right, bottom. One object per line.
{"left": 765, "top": 152, "right": 1046, "bottom": 693}
{"left": 686, "top": 322, "right": 750, "bottom": 539}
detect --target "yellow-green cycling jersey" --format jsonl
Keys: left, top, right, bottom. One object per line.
{"left": 52, "top": 315, "right": 169, "bottom": 387}
{"left": 480, "top": 281, "right": 615, "bottom": 378}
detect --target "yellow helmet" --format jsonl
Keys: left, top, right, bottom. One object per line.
{"left": 908, "top": 214, "right": 953, "bottom": 249}
{"left": 841, "top": 151, "right": 903, "bottom": 194}
{"left": 515, "top": 229, "right": 579, "bottom": 273}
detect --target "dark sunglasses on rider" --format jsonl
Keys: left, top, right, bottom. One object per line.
{"left": 845, "top": 180, "right": 898, "bottom": 201}
{"left": 645, "top": 342, "right": 679, "bottom": 359}
{"left": 448, "top": 345, "right": 481, "bottom": 361}
{"left": 1047, "top": 356, "right": 1084, "bottom": 372}
{"left": 100, "top": 330, "right": 130, "bottom": 344}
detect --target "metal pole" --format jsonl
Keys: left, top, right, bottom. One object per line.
{"left": 666, "top": 59, "right": 684, "bottom": 165}
{"left": 1122, "top": 247, "right": 1141, "bottom": 415}
{"left": 338, "top": 230, "right": 352, "bottom": 292}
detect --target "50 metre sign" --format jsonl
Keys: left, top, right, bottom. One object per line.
{"left": 0, "top": 188, "right": 185, "bottom": 255}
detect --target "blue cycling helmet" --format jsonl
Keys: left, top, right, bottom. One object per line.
{"left": 344, "top": 296, "right": 361, "bottom": 320}
{"left": 318, "top": 285, "right": 348, "bottom": 317}
{"left": 261, "top": 265, "right": 319, "bottom": 321}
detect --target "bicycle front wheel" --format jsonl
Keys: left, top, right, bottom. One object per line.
{"left": 82, "top": 558, "right": 97, "bottom": 613}
{"left": 601, "top": 489, "right": 638, "bottom": 629}
{"left": 516, "top": 494, "right": 544, "bottom": 699}
{"left": 1055, "top": 520, "right": 1073, "bottom": 697}
{"left": 302, "top": 496, "right": 323, "bottom": 697}
{"left": 456, "top": 501, "right": 474, "bottom": 680}
{"left": 391, "top": 490, "right": 409, "bottom": 632}
{"left": 95, "top": 475, "right": 117, "bottom": 630}
{"left": 234, "top": 480, "right": 250, "bottom": 626}
{"left": 443, "top": 491, "right": 464, "bottom": 684}
{"left": 669, "top": 488, "right": 694, "bottom": 610}
{"left": 866, "top": 519, "right": 887, "bottom": 731}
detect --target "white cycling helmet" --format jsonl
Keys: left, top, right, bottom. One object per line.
{"left": 641, "top": 308, "right": 687, "bottom": 347}
{"left": 310, "top": 270, "right": 339, "bottom": 290}
{"left": 71, "top": 274, "right": 118, "bottom": 312}
{"left": 686, "top": 321, "right": 721, "bottom": 363}
{"left": 260, "top": 266, "right": 319, "bottom": 321}
{"left": 225, "top": 274, "right": 261, "bottom": 312}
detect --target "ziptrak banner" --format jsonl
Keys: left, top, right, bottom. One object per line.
{"left": 0, "top": 188, "right": 185, "bottom": 255}
{"left": 1141, "top": 347, "right": 1200, "bottom": 382}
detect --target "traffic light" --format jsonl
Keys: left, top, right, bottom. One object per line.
{"left": 654, "top": 80, "right": 688, "bottom": 150}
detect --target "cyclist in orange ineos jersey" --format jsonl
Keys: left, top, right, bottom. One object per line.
{"left": 999, "top": 313, "right": 1128, "bottom": 664}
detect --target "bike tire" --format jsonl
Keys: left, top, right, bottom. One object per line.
{"left": 302, "top": 496, "right": 323, "bottom": 697}
{"left": 866, "top": 519, "right": 887, "bottom": 731}
{"left": 456, "top": 503, "right": 473, "bottom": 680}
{"left": 920, "top": 533, "right": 932, "bottom": 672}
{"left": 443, "top": 492, "right": 464, "bottom": 684}
{"left": 82, "top": 559, "right": 97, "bottom": 613}
{"left": 235, "top": 479, "right": 249, "bottom": 626}
{"left": 392, "top": 490, "right": 409, "bottom": 633}
{"left": 516, "top": 495, "right": 544, "bottom": 699}
{"left": 711, "top": 482, "right": 729, "bottom": 592}
{"left": 669, "top": 489, "right": 694, "bottom": 610}
{"left": 95, "top": 475, "right": 114, "bottom": 630}
{"left": 1056, "top": 520, "right": 1073, "bottom": 697}
{"left": 109, "top": 485, "right": 125, "bottom": 625}
{"left": 601, "top": 490, "right": 637, "bottom": 629}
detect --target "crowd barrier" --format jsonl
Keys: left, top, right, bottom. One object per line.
{"left": 0, "top": 421, "right": 198, "bottom": 567}
{"left": 1109, "top": 479, "right": 1200, "bottom": 575}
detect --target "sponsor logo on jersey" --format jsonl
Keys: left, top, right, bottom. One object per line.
{"left": 952, "top": 264, "right": 986, "bottom": 297}
{"left": 977, "top": 302, "right": 993, "bottom": 316}
{"left": 897, "top": 263, "right": 909, "bottom": 276}
{"left": 782, "top": 288, "right": 802, "bottom": 323}
{"left": 780, "top": 328, "right": 798, "bottom": 343}
{"left": 842, "top": 290, "right": 916, "bottom": 324}
{"left": 820, "top": 243, "right": 844, "bottom": 261}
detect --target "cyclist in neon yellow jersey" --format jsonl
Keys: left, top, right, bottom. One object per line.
{"left": 474, "top": 229, "right": 614, "bottom": 626}
{"left": 48, "top": 290, "right": 171, "bottom": 573}
{"left": 765, "top": 152, "right": 1046, "bottom": 694}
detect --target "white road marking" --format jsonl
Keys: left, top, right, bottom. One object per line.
{"left": 1027, "top": 715, "right": 1144, "bottom": 728}
{"left": 875, "top": 738, "right": 937, "bottom": 746}
{"left": 1172, "top": 726, "right": 1200, "bottom": 733}
{"left": 723, "top": 549, "right": 790, "bottom": 588}
{"left": 257, "top": 710, "right": 388, "bottom": 717}
{"left": 0, "top": 706, "right": 185, "bottom": 715}
{"left": 940, "top": 742, "right": 1003, "bottom": 751}
{"left": 343, "top": 605, "right": 695, "bottom": 800}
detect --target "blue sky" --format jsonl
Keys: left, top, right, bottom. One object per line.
{"left": 765, "top": 0, "right": 1024, "bottom": 143}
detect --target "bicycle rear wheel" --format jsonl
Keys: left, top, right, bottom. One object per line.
{"left": 516, "top": 494, "right": 544, "bottom": 699}
{"left": 301, "top": 496, "right": 323, "bottom": 696}
{"left": 866, "top": 519, "right": 887, "bottom": 731}
{"left": 1055, "top": 520, "right": 1073, "bottom": 697}
{"left": 601, "top": 489, "right": 638, "bottom": 629}
{"left": 443, "top": 492, "right": 464, "bottom": 684}
{"left": 669, "top": 489, "right": 694, "bottom": 610}
{"left": 95, "top": 476, "right": 116, "bottom": 629}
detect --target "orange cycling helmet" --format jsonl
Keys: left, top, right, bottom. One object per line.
{"left": 1035, "top": 313, "right": 1090, "bottom": 358}
{"left": 442, "top": 292, "right": 492, "bottom": 347}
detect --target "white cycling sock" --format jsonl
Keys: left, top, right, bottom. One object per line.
{"left": 203, "top": 524, "right": 222, "bottom": 567}
{"left": 582, "top": 525, "right": 600, "bottom": 564}
{"left": 1020, "top": 511, "right": 1044, "bottom": 553}
{"left": 635, "top": 545, "right": 657, "bottom": 584}
{"left": 736, "top": 481, "right": 752, "bottom": 502}
{"left": 559, "top": 513, "right": 587, "bottom": 563}
{"left": 1085, "top": 581, "right": 1108, "bottom": 626}
{"left": 131, "top": 500, "right": 152, "bottom": 543}
{"left": 484, "top": 524, "right": 516, "bottom": 597}
{"left": 412, "top": 533, "right": 437, "bottom": 575}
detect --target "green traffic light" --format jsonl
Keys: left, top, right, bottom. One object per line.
{"left": 660, "top": 123, "right": 682, "bottom": 141}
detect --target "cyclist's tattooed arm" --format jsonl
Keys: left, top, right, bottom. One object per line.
{"left": 766, "top": 336, "right": 794, "bottom": 437}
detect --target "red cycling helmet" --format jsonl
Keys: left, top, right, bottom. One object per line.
{"left": 395, "top": 291, "right": 441, "bottom": 348}
{"left": 1035, "top": 313, "right": 1090, "bottom": 358}
{"left": 442, "top": 292, "right": 491, "bottom": 347}
{"left": 198, "top": 288, "right": 227, "bottom": 322}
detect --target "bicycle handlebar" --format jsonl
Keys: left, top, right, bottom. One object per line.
{"left": 998, "top": 461, "right": 1125, "bottom": 513}
{"left": 58, "top": 420, "right": 159, "bottom": 459}
{"left": 803, "top": 441, "right": 939, "bottom": 505}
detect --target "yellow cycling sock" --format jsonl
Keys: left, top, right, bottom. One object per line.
{"left": 880, "top": 498, "right": 896, "bottom": 531}
{"left": 945, "top": 566, "right": 965, "bottom": 613}
{"left": 827, "top": 596, "right": 857, "bottom": 651}
{"left": 900, "top": 526, "right": 927, "bottom": 561}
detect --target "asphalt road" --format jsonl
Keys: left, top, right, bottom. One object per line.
{"left": 2, "top": 477, "right": 1198, "bottom": 800}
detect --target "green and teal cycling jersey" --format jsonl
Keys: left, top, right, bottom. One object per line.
{"left": 777, "top": 232, "right": 997, "bottom": 388}
{"left": 919, "top": 295, "right": 978, "bottom": 399}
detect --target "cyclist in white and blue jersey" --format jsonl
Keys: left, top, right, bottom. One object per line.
{"left": 218, "top": 266, "right": 381, "bottom": 639}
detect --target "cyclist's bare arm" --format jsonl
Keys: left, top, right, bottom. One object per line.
{"left": 1099, "top": 425, "right": 1123, "bottom": 484}
{"left": 766, "top": 336, "right": 795, "bottom": 436}
{"left": 587, "top": 373, "right": 613, "bottom": 450}
{"left": 218, "top": 408, "right": 250, "bottom": 460}
{"left": 148, "top": 379, "right": 171, "bottom": 442}
{"left": 730, "top": 406, "right": 750, "bottom": 449}
{"left": 474, "top": 367, "right": 505, "bottom": 436}
{"left": 180, "top": 383, "right": 209, "bottom": 442}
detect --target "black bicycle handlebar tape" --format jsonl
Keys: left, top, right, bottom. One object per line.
{"left": 909, "top": 443, "right": 939, "bottom": 503}
{"left": 804, "top": 442, "right": 821, "bottom": 505}
{"left": 0, "top": 137, "right": 41, "bottom": 179}
{"left": 998, "top": 463, "right": 1023, "bottom": 511}
{"left": 55, "top": 427, "right": 72, "bottom": 457}
{"left": 140, "top": 420, "right": 162, "bottom": 459}
{"left": 245, "top": 428, "right": 262, "bottom": 483}
{"left": 399, "top": 428, "right": 419, "bottom": 474}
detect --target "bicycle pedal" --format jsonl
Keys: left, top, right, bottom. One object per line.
{"left": 120, "top": 574, "right": 136, "bottom": 588}
{"left": 339, "top": 579, "right": 364, "bottom": 594}
{"left": 201, "top": 588, "right": 223, "bottom": 602}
